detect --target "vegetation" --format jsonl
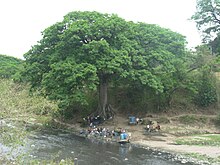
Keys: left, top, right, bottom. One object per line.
{"left": 0, "top": 78, "right": 59, "bottom": 164}
{"left": 215, "top": 113, "right": 220, "bottom": 125}
{"left": 0, "top": 156, "right": 75, "bottom": 165}
{"left": 194, "top": 67, "right": 217, "bottom": 107}
{"left": 0, "top": 78, "right": 58, "bottom": 138}
{"left": 23, "top": 11, "right": 190, "bottom": 118}
{"left": 0, "top": 10, "right": 218, "bottom": 119}
{"left": 1, "top": 4, "right": 220, "bottom": 165}
{"left": 0, "top": 78, "right": 219, "bottom": 164}
{"left": 0, "top": 54, "right": 23, "bottom": 80}
{"left": 191, "top": 0, "right": 220, "bottom": 62}
{"left": 176, "top": 134, "right": 220, "bottom": 146}
{"left": 0, "top": 79, "right": 58, "bottom": 119}
{"left": 184, "top": 153, "right": 220, "bottom": 165}
{"left": 191, "top": 0, "right": 220, "bottom": 42}
{"left": 178, "top": 115, "right": 198, "bottom": 125}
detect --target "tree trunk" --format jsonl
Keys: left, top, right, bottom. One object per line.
{"left": 99, "top": 77, "right": 108, "bottom": 119}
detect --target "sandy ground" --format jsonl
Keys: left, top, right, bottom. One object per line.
{"left": 134, "top": 135, "right": 220, "bottom": 158}
{"left": 98, "top": 115, "right": 220, "bottom": 159}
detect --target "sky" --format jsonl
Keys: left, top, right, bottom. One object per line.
{"left": 0, "top": 0, "right": 201, "bottom": 59}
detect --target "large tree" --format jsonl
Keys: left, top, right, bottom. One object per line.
{"left": 192, "top": 0, "right": 220, "bottom": 107}
{"left": 24, "top": 11, "right": 186, "bottom": 118}
{"left": 191, "top": 0, "right": 220, "bottom": 42}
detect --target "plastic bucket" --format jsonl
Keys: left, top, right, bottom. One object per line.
{"left": 120, "top": 133, "right": 125, "bottom": 140}
{"left": 129, "top": 116, "right": 136, "bottom": 123}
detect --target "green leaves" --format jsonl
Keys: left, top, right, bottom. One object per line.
{"left": 0, "top": 54, "right": 23, "bottom": 79}
{"left": 194, "top": 68, "right": 217, "bottom": 107}
{"left": 23, "top": 11, "right": 187, "bottom": 112}
{"left": 42, "top": 61, "right": 98, "bottom": 100}
{"left": 191, "top": 0, "right": 220, "bottom": 41}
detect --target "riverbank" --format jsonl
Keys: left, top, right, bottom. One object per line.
{"left": 58, "top": 113, "right": 220, "bottom": 164}
{"left": 1, "top": 79, "right": 220, "bottom": 164}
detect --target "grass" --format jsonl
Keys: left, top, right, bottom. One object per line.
{"left": 183, "top": 153, "right": 220, "bottom": 164}
{"left": 157, "top": 116, "right": 170, "bottom": 124}
{"left": 0, "top": 156, "right": 76, "bottom": 165}
{"left": 0, "top": 79, "right": 58, "bottom": 119}
{"left": 178, "top": 115, "right": 208, "bottom": 125}
{"left": 175, "top": 134, "right": 220, "bottom": 146}
{"left": 215, "top": 113, "right": 220, "bottom": 126}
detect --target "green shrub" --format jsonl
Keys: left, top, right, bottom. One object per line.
{"left": 0, "top": 54, "right": 23, "bottom": 79}
{"left": 0, "top": 79, "right": 58, "bottom": 118}
{"left": 215, "top": 113, "right": 220, "bottom": 126}
{"left": 194, "top": 69, "right": 217, "bottom": 107}
{"left": 179, "top": 115, "right": 196, "bottom": 124}
{"left": 56, "top": 92, "right": 98, "bottom": 120}
{"left": 157, "top": 116, "right": 170, "bottom": 124}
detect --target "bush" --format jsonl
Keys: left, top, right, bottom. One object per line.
{"left": 215, "top": 113, "right": 220, "bottom": 126}
{"left": 56, "top": 93, "right": 98, "bottom": 120}
{"left": 194, "top": 69, "right": 217, "bottom": 107}
{"left": 157, "top": 117, "right": 170, "bottom": 124}
{"left": 0, "top": 54, "right": 23, "bottom": 79}
{"left": 179, "top": 115, "right": 196, "bottom": 124}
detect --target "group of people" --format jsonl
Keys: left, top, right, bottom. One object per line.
{"left": 80, "top": 126, "right": 130, "bottom": 142}
{"left": 83, "top": 115, "right": 103, "bottom": 127}
{"left": 81, "top": 115, "right": 161, "bottom": 144}
{"left": 145, "top": 120, "right": 161, "bottom": 132}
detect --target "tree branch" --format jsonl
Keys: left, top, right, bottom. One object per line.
{"left": 211, "top": 4, "right": 220, "bottom": 24}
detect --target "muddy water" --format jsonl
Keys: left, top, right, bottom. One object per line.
{"left": 0, "top": 120, "right": 197, "bottom": 165}
{"left": 25, "top": 129, "right": 196, "bottom": 165}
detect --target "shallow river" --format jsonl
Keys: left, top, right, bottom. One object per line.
{"left": 25, "top": 129, "right": 197, "bottom": 165}
{"left": 0, "top": 120, "right": 198, "bottom": 165}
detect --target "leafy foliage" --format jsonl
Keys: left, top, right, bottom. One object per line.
{"left": 194, "top": 68, "right": 217, "bottom": 107}
{"left": 188, "top": 45, "right": 218, "bottom": 107}
{"left": 191, "top": 0, "right": 220, "bottom": 42}
{"left": 0, "top": 54, "right": 23, "bottom": 79}
{"left": 0, "top": 79, "right": 58, "bottom": 118}
{"left": 23, "top": 11, "right": 187, "bottom": 115}
{"left": 216, "top": 113, "right": 220, "bottom": 125}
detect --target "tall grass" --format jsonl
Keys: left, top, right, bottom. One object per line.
{"left": 0, "top": 79, "right": 58, "bottom": 120}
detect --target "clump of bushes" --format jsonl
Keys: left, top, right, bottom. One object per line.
{"left": 157, "top": 116, "right": 170, "bottom": 124}
{"left": 179, "top": 115, "right": 197, "bottom": 125}
{"left": 194, "top": 69, "right": 217, "bottom": 107}
{"left": 178, "top": 115, "right": 209, "bottom": 125}
{"left": 215, "top": 113, "right": 220, "bottom": 126}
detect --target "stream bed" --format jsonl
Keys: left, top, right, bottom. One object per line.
{"left": 0, "top": 119, "right": 207, "bottom": 165}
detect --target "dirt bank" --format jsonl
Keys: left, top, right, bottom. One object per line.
{"left": 54, "top": 112, "right": 220, "bottom": 163}
{"left": 66, "top": 114, "right": 220, "bottom": 160}
{"left": 117, "top": 115, "right": 220, "bottom": 159}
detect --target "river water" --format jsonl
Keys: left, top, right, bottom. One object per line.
{"left": 0, "top": 121, "right": 198, "bottom": 165}
{"left": 27, "top": 129, "right": 197, "bottom": 165}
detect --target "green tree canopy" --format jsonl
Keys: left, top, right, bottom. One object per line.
{"left": 24, "top": 11, "right": 186, "bottom": 118}
{"left": 191, "top": 0, "right": 220, "bottom": 42}
{"left": 0, "top": 54, "right": 23, "bottom": 79}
